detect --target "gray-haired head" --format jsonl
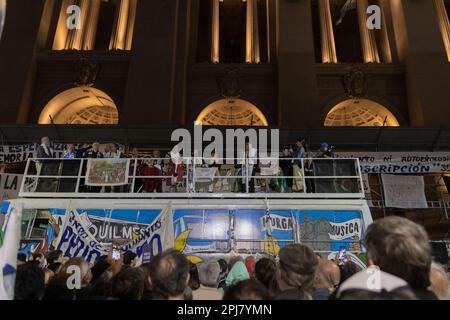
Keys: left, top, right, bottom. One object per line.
{"left": 198, "top": 261, "right": 221, "bottom": 288}
{"left": 365, "top": 216, "right": 432, "bottom": 289}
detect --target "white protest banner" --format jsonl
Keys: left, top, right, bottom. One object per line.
{"left": 336, "top": 152, "right": 450, "bottom": 174}
{"left": 328, "top": 218, "right": 362, "bottom": 241}
{"left": 0, "top": 174, "right": 23, "bottom": 203}
{"left": 382, "top": 174, "right": 428, "bottom": 209}
{"left": 55, "top": 203, "right": 109, "bottom": 264}
{"left": 0, "top": 202, "right": 23, "bottom": 300}
{"left": 55, "top": 202, "right": 174, "bottom": 265}
{"left": 124, "top": 203, "right": 174, "bottom": 264}
{"left": 0, "top": 143, "right": 70, "bottom": 164}
{"left": 0, "top": 143, "right": 126, "bottom": 164}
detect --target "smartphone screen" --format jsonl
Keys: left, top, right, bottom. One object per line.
{"left": 338, "top": 246, "right": 347, "bottom": 260}
{"left": 112, "top": 248, "right": 121, "bottom": 260}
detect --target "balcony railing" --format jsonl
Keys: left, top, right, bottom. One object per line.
{"left": 19, "top": 157, "right": 365, "bottom": 199}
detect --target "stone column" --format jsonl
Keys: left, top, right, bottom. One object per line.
{"left": 357, "top": 0, "right": 380, "bottom": 63}
{"left": 278, "top": 0, "right": 320, "bottom": 126}
{"left": 211, "top": 0, "right": 220, "bottom": 63}
{"left": 318, "top": 0, "right": 337, "bottom": 63}
{"left": 245, "top": 0, "right": 260, "bottom": 63}
{"left": 433, "top": 0, "right": 450, "bottom": 61}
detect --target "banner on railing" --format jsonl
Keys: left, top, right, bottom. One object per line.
{"left": 337, "top": 152, "right": 450, "bottom": 174}
{"left": 0, "top": 174, "right": 23, "bottom": 203}
{"left": 382, "top": 174, "right": 428, "bottom": 209}
{"left": 54, "top": 203, "right": 174, "bottom": 264}
{"left": 85, "top": 159, "right": 130, "bottom": 187}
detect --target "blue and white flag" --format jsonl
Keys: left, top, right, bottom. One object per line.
{"left": 0, "top": 202, "right": 23, "bottom": 300}
{"left": 54, "top": 201, "right": 174, "bottom": 265}
{"left": 336, "top": 0, "right": 357, "bottom": 25}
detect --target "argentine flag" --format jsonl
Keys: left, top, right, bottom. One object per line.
{"left": 0, "top": 202, "right": 23, "bottom": 300}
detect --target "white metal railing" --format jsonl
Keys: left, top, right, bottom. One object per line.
{"left": 19, "top": 157, "right": 365, "bottom": 199}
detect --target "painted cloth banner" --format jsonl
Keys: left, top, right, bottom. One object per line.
{"left": 85, "top": 159, "right": 129, "bottom": 186}
{"left": 382, "top": 174, "right": 428, "bottom": 209}
{"left": 0, "top": 202, "right": 23, "bottom": 300}
{"left": 0, "top": 174, "right": 23, "bottom": 203}
{"left": 337, "top": 152, "right": 450, "bottom": 174}
{"left": 54, "top": 203, "right": 174, "bottom": 264}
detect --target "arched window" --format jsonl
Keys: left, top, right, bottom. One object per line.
{"left": 196, "top": 98, "right": 268, "bottom": 126}
{"left": 38, "top": 87, "right": 119, "bottom": 125}
{"left": 324, "top": 98, "right": 399, "bottom": 127}
{"left": 52, "top": 0, "right": 137, "bottom": 51}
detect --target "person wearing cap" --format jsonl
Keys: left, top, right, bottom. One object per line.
{"left": 272, "top": 244, "right": 318, "bottom": 300}
{"left": 316, "top": 142, "right": 334, "bottom": 158}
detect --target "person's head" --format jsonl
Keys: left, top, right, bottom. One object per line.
{"left": 47, "top": 262, "right": 62, "bottom": 274}
{"left": 92, "top": 142, "right": 100, "bottom": 151}
{"left": 111, "top": 267, "right": 145, "bottom": 300}
{"left": 123, "top": 251, "right": 138, "bottom": 267}
{"left": 153, "top": 150, "right": 161, "bottom": 158}
{"left": 296, "top": 138, "right": 305, "bottom": 148}
{"left": 46, "top": 250, "right": 63, "bottom": 265}
{"left": 228, "top": 256, "right": 244, "bottom": 270}
{"left": 44, "top": 268, "right": 55, "bottom": 285}
{"left": 278, "top": 244, "right": 318, "bottom": 296}
{"left": 188, "top": 262, "right": 200, "bottom": 290}
{"left": 41, "top": 136, "right": 50, "bottom": 146}
{"left": 218, "top": 259, "right": 228, "bottom": 277}
{"left": 245, "top": 256, "right": 255, "bottom": 277}
{"left": 17, "top": 253, "right": 27, "bottom": 266}
{"left": 225, "top": 261, "right": 250, "bottom": 287}
{"left": 59, "top": 257, "right": 92, "bottom": 288}
{"left": 223, "top": 279, "right": 270, "bottom": 300}
{"left": 254, "top": 258, "right": 277, "bottom": 289}
{"left": 91, "top": 259, "right": 110, "bottom": 283}
{"left": 282, "top": 146, "right": 291, "bottom": 156}
{"left": 314, "top": 259, "right": 341, "bottom": 291}
{"left": 429, "top": 263, "right": 449, "bottom": 300}
{"left": 197, "top": 261, "right": 221, "bottom": 288}
{"left": 131, "top": 147, "right": 139, "bottom": 157}
{"left": 339, "top": 260, "right": 362, "bottom": 284}
{"left": 148, "top": 249, "right": 190, "bottom": 299}
{"left": 14, "top": 263, "right": 45, "bottom": 300}
{"left": 110, "top": 143, "right": 118, "bottom": 153}
{"left": 365, "top": 216, "right": 432, "bottom": 289}
{"left": 66, "top": 144, "right": 74, "bottom": 153}
{"left": 319, "top": 142, "right": 329, "bottom": 152}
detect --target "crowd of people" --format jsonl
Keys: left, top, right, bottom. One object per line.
{"left": 13, "top": 216, "right": 449, "bottom": 300}
{"left": 36, "top": 136, "right": 338, "bottom": 194}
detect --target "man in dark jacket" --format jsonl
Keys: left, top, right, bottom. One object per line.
{"left": 37, "top": 136, "right": 55, "bottom": 159}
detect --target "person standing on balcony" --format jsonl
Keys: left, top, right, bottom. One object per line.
{"left": 37, "top": 137, "right": 55, "bottom": 159}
